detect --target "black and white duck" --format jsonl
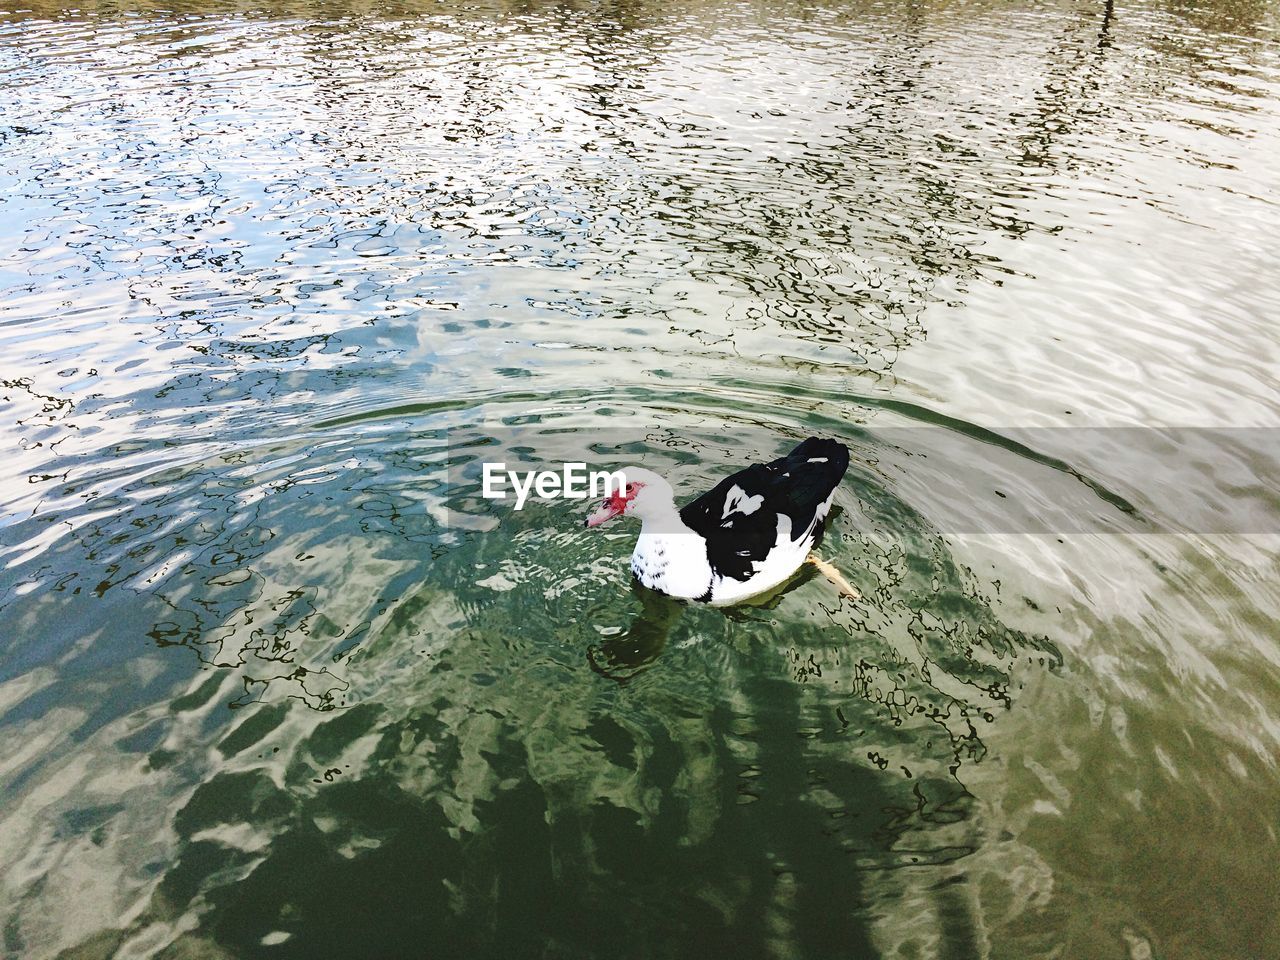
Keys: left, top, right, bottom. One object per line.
{"left": 584, "top": 437, "right": 858, "bottom": 605}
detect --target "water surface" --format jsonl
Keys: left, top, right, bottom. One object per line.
{"left": 2, "top": 0, "right": 1279, "bottom": 957}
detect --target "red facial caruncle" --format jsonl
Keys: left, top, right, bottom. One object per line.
{"left": 584, "top": 482, "right": 644, "bottom": 528}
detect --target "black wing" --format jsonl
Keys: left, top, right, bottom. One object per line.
{"left": 679, "top": 438, "right": 850, "bottom": 583}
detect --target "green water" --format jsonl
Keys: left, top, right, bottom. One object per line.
{"left": 2, "top": 0, "right": 1279, "bottom": 957}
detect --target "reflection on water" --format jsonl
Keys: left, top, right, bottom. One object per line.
{"left": 2, "top": 0, "right": 1279, "bottom": 956}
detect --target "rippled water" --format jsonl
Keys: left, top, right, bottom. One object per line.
{"left": 2, "top": 0, "right": 1279, "bottom": 956}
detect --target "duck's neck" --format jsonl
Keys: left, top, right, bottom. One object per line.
{"left": 636, "top": 497, "right": 690, "bottom": 537}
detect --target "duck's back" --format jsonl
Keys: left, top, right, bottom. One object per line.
{"left": 679, "top": 438, "right": 849, "bottom": 597}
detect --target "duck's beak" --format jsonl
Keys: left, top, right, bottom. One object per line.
{"left": 585, "top": 499, "right": 624, "bottom": 528}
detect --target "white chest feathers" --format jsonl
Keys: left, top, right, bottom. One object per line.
{"left": 630, "top": 530, "right": 713, "bottom": 601}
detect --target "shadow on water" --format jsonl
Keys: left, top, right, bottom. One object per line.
{"left": 587, "top": 579, "right": 687, "bottom": 682}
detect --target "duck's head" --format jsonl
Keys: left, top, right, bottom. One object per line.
{"left": 583, "top": 467, "right": 674, "bottom": 527}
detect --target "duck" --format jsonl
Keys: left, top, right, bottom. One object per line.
{"left": 584, "top": 437, "right": 859, "bottom": 605}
